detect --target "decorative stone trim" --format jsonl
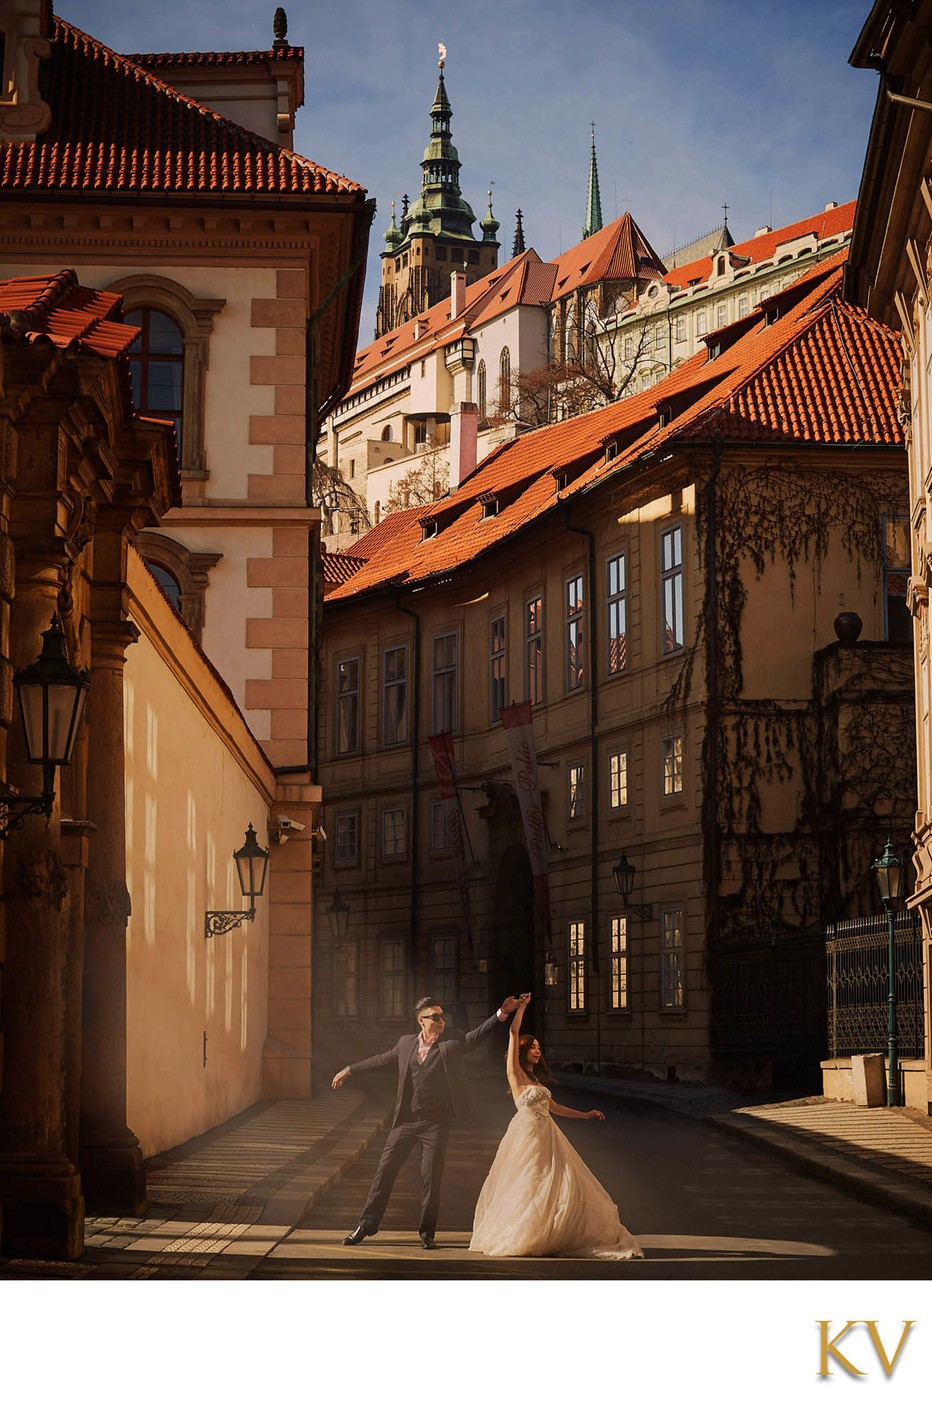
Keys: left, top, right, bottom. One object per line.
{"left": 135, "top": 530, "right": 221, "bottom": 643}
{"left": 106, "top": 275, "right": 225, "bottom": 489}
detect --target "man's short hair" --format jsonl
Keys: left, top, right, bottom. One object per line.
{"left": 414, "top": 996, "right": 443, "bottom": 1017}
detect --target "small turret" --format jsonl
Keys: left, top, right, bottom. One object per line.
{"left": 481, "top": 188, "right": 500, "bottom": 245}
{"left": 512, "top": 209, "right": 526, "bottom": 258}
{"left": 383, "top": 200, "right": 403, "bottom": 250}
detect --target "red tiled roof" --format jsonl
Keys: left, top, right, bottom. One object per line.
{"left": 0, "top": 268, "right": 139, "bottom": 358}
{"left": 0, "top": 268, "right": 181, "bottom": 498}
{"left": 126, "top": 48, "right": 304, "bottom": 66}
{"left": 665, "top": 201, "right": 855, "bottom": 290}
{"left": 321, "top": 550, "right": 368, "bottom": 588}
{"left": 348, "top": 249, "right": 553, "bottom": 395}
{"left": 550, "top": 213, "right": 667, "bottom": 299}
{"left": 328, "top": 247, "right": 902, "bottom": 604}
{"left": 0, "top": 19, "right": 362, "bottom": 197}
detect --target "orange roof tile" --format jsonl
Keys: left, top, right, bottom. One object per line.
{"left": 665, "top": 201, "right": 855, "bottom": 290}
{"left": 321, "top": 550, "right": 368, "bottom": 588}
{"left": 0, "top": 19, "right": 361, "bottom": 198}
{"left": 126, "top": 48, "right": 304, "bottom": 66}
{"left": 550, "top": 213, "right": 667, "bottom": 299}
{"left": 328, "top": 247, "right": 902, "bottom": 604}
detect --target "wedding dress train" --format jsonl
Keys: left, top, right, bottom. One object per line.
{"left": 469, "top": 1084, "right": 644, "bottom": 1259}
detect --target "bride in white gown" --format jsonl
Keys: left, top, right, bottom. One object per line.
{"left": 470, "top": 994, "right": 643, "bottom": 1260}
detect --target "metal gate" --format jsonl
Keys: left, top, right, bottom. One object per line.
{"left": 825, "top": 911, "right": 924, "bottom": 1060}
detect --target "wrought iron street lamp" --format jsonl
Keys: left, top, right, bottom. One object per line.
{"left": 872, "top": 839, "right": 904, "bottom": 1107}
{"left": 326, "top": 887, "right": 349, "bottom": 941}
{"left": 612, "top": 851, "right": 653, "bottom": 920}
{"left": 544, "top": 951, "right": 559, "bottom": 987}
{"left": 205, "top": 824, "right": 269, "bottom": 938}
{"left": 0, "top": 615, "right": 90, "bottom": 838}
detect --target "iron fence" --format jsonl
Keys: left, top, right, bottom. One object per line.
{"left": 825, "top": 911, "right": 924, "bottom": 1060}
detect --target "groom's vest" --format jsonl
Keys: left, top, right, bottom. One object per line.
{"left": 405, "top": 1046, "right": 452, "bottom": 1120}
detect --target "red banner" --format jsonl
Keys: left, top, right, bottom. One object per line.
{"left": 428, "top": 732, "right": 473, "bottom": 951}
{"left": 500, "top": 701, "right": 551, "bottom": 940}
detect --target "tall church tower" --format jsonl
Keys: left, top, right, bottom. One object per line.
{"left": 376, "top": 49, "right": 500, "bottom": 336}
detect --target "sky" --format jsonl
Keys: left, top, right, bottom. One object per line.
{"left": 60, "top": 0, "right": 879, "bottom": 342}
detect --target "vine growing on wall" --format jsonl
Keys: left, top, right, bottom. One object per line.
{"left": 664, "top": 447, "right": 912, "bottom": 941}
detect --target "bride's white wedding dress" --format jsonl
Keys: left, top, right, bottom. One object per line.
{"left": 469, "top": 1084, "right": 644, "bottom": 1259}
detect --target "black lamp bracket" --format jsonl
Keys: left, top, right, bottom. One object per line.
{"left": 626, "top": 903, "right": 654, "bottom": 921}
{"left": 0, "top": 765, "right": 56, "bottom": 839}
{"left": 204, "top": 905, "right": 257, "bottom": 939}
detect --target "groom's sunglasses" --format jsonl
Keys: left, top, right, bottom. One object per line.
{"left": 420, "top": 1012, "right": 446, "bottom": 1022}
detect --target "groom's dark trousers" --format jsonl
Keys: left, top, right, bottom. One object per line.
{"left": 347, "top": 1012, "right": 503, "bottom": 1238}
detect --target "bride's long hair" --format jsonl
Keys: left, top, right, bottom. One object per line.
{"left": 509, "top": 1034, "right": 552, "bottom": 1088}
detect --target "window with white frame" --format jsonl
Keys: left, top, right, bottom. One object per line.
{"left": 565, "top": 573, "right": 584, "bottom": 690}
{"left": 431, "top": 799, "right": 457, "bottom": 852}
{"left": 382, "top": 645, "right": 408, "bottom": 746}
{"left": 737, "top": 295, "right": 749, "bottom": 319}
{"left": 334, "top": 810, "right": 360, "bottom": 865}
{"left": 431, "top": 934, "right": 457, "bottom": 1005}
{"left": 609, "top": 750, "right": 628, "bottom": 809}
{"left": 663, "top": 734, "right": 684, "bottom": 796}
{"left": 696, "top": 310, "right": 708, "bottom": 336}
{"left": 759, "top": 286, "right": 770, "bottom": 302}
{"left": 336, "top": 655, "right": 360, "bottom": 755}
{"left": 490, "top": 614, "right": 507, "bottom": 722}
{"left": 610, "top": 916, "right": 628, "bottom": 1009}
{"left": 675, "top": 316, "right": 686, "bottom": 343}
{"left": 568, "top": 763, "right": 586, "bottom": 820}
{"left": 382, "top": 939, "right": 406, "bottom": 1017}
{"left": 716, "top": 302, "right": 727, "bottom": 328}
{"left": 606, "top": 552, "right": 627, "bottom": 674}
{"left": 662, "top": 908, "right": 685, "bottom": 1008}
{"left": 654, "top": 323, "right": 664, "bottom": 350}
{"left": 526, "top": 594, "right": 543, "bottom": 705}
{"left": 381, "top": 805, "right": 407, "bottom": 858}
{"left": 432, "top": 632, "right": 458, "bottom": 733}
{"left": 568, "top": 921, "right": 586, "bottom": 1011}
{"left": 624, "top": 336, "right": 634, "bottom": 360}
{"left": 333, "top": 943, "right": 358, "bottom": 1018}
{"left": 661, "top": 524, "right": 684, "bottom": 653}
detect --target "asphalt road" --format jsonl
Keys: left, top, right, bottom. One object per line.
{"left": 254, "top": 1077, "right": 932, "bottom": 1280}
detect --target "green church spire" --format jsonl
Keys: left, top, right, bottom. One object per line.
{"left": 583, "top": 126, "right": 603, "bottom": 240}
{"left": 405, "top": 43, "right": 478, "bottom": 240}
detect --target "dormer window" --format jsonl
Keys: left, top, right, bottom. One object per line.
{"left": 420, "top": 518, "right": 438, "bottom": 541}
{"left": 552, "top": 470, "right": 571, "bottom": 492}
{"left": 604, "top": 441, "right": 618, "bottom": 464}
{"left": 480, "top": 496, "right": 499, "bottom": 520}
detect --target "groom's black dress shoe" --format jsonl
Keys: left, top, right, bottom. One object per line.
{"left": 421, "top": 1234, "right": 437, "bottom": 1250}
{"left": 343, "top": 1224, "right": 376, "bottom": 1246}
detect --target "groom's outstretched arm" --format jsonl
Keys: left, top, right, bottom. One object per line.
{"left": 331, "top": 1042, "right": 399, "bottom": 1088}
{"left": 462, "top": 995, "right": 522, "bottom": 1051}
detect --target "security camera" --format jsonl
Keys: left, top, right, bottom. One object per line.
{"left": 310, "top": 824, "right": 327, "bottom": 842}
{"left": 277, "top": 815, "right": 307, "bottom": 834}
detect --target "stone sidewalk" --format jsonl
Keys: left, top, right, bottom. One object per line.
{"left": 5, "top": 1071, "right": 932, "bottom": 1278}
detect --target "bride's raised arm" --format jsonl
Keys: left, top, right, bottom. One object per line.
{"left": 505, "top": 992, "right": 531, "bottom": 1096}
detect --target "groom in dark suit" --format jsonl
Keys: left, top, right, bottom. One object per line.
{"left": 332, "top": 993, "right": 520, "bottom": 1248}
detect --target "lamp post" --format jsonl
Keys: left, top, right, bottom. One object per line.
{"left": 326, "top": 887, "right": 350, "bottom": 941}
{"left": 205, "top": 824, "right": 269, "bottom": 937}
{"left": 612, "top": 851, "right": 653, "bottom": 920}
{"left": 872, "top": 839, "right": 904, "bottom": 1107}
{"left": 0, "top": 615, "right": 90, "bottom": 837}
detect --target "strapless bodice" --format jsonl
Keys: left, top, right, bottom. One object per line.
{"left": 516, "top": 1084, "right": 552, "bottom": 1119}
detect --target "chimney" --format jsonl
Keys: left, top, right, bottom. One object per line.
{"left": 824, "top": 200, "right": 838, "bottom": 211}
{"left": 450, "top": 270, "right": 466, "bottom": 319}
{"left": 449, "top": 402, "right": 478, "bottom": 490}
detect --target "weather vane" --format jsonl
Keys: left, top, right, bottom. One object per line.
{"left": 438, "top": 40, "right": 447, "bottom": 69}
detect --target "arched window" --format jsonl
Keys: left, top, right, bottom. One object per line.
{"left": 125, "top": 308, "right": 184, "bottom": 448}
{"left": 499, "top": 347, "right": 511, "bottom": 412}
{"left": 477, "top": 360, "right": 487, "bottom": 423}
{"left": 381, "top": 424, "right": 395, "bottom": 443}
{"left": 135, "top": 531, "right": 222, "bottom": 644}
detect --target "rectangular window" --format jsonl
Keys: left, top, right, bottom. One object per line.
{"left": 382, "top": 645, "right": 408, "bottom": 746}
{"left": 333, "top": 943, "right": 358, "bottom": 1019}
{"left": 431, "top": 934, "right": 457, "bottom": 1006}
{"left": 663, "top": 734, "right": 684, "bottom": 796}
{"left": 381, "top": 805, "right": 407, "bottom": 858}
{"left": 609, "top": 751, "right": 628, "bottom": 809}
{"left": 334, "top": 810, "right": 360, "bottom": 865}
{"left": 610, "top": 916, "right": 628, "bottom": 1010}
{"left": 431, "top": 799, "right": 456, "bottom": 852}
{"left": 606, "top": 552, "right": 627, "bottom": 674}
{"left": 432, "top": 632, "right": 458, "bottom": 734}
{"left": 737, "top": 296, "right": 748, "bottom": 319}
{"left": 662, "top": 909, "right": 685, "bottom": 1008}
{"left": 526, "top": 595, "right": 544, "bottom": 705}
{"left": 654, "top": 324, "right": 664, "bottom": 350}
{"left": 568, "top": 921, "right": 586, "bottom": 1011}
{"left": 490, "top": 614, "right": 507, "bottom": 722}
{"left": 624, "top": 336, "right": 634, "bottom": 360}
{"left": 675, "top": 316, "right": 686, "bottom": 343}
{"left": 661, "top": 524, "right": 684, "bottom": 653}
{"left": 336, "top": 655, "right": 360, "bottom": 755}
{"left": 382, "top": 940, "right": 406, "bottom": 1017}
{"left": 568, "top": 763, "right": 586, "bottom": 820}
{"left": 883, "top": 515, "right": 912, "bottom": 644}
{"left": 696, "top": 310, "right": 708, "bottom": 336}
{"left": 716, "top": 302, "right": 727, "bottom": 328}
{"left": 565, "top": 573, "right": 584, "bottom": 690}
